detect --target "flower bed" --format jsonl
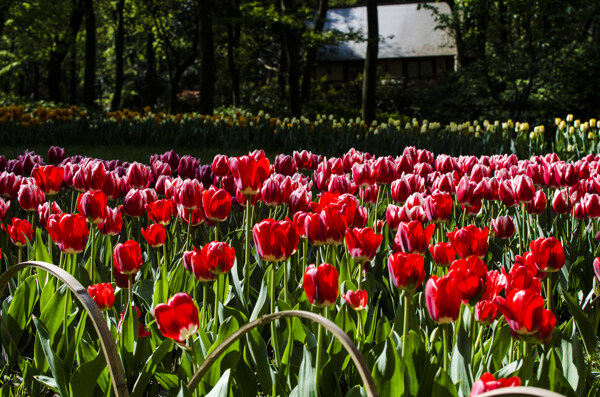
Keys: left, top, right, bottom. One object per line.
{"left": 0, "top": 145, "right": 599, "bottom": 396}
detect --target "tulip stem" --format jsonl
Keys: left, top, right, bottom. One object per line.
{"left": 90, "top": 224, "right": 96, "bottom": 283}
{"left": 303, "top": 238, "right": 308, "bottom": 271}
{"left": 283, "top": 259, "right": 289, "bottom": 304}
{"left": 547, "top": 274, "right": 552, "bottom": 311}
{"left": 316, "top": 306, "right": 326, "bottom": 392}
{"left": 186, "top": 213, "right": 192, "bottom": 251}
{"left": 269, "top": 264, "right": 281, "bottom": 368}
{"left": 521, "top": 204, "right": 527, "bottom": 253}
{"left": 214, "top": 222, "right": 219, "bottom": 242}
{"left": 200, "top": 282, "right": 208, "bottom": 330}
{"left": 244, "top": 195, "right": 251, "bottom": 302}
{"left": 442, "top": 324, "right": 449, "bottom": 373}
{"left": 373, "top": 184, "right": 381, "bottom": 230}
{"left": 48, "top": 196, "right": 53, "bottom": 262}
{"left": 401, "top": 289, "right": 412, "bottom": 364}
{"left": 473, "top": 322, "right": 484, "bottom": 367}
{"left": 213, "top": 275, "right": 220, "bottom": 336}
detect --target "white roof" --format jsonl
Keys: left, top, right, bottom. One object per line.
{"left": 319, "top": 2, "right": 457, "bottom": 61}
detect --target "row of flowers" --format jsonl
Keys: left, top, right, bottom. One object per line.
{"left": 0, "top": 144, "right": 598, "bottom": 395}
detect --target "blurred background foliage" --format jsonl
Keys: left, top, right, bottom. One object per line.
{"left": 1, "top": 0, "right": 600, "bottom": 125}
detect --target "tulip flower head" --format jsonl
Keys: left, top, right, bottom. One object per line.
{"left": 253, "top": 218, "right": 299, "bottom": 262}
{"left": 387, "top": 252, "right": 426, "bottom": 291}
{"left": 47, "top": 213, "right": 89, "bottom": 254}
{"left": 342, "top": 289, "right": 368, "bottom": 310}
{"left": 77, "top": 190, "right": 108, "bottom": 224}
{"left": 447, "top": 225, "right": 489, "bottom": 259}
{"left": 229, "top": 155, "right": 271, "bottom": 195}
{"left": 141, "top": 223, "right": 167, "bottom": 247}
{"left": 470, "top": 373, "right": 521, "bottom": 397}
{"left": 345, "top": 227, "right": 383, "bottom": 264}
{"left": 428, "top": 242, "right": 456, "bottom": 267}
{"left": 425, "top": 275, "right": 462, "bottom": 323}
{"left": 529, "top": 237, "right": 565, "bottom": 273}
{"left": 303, "top": 263, "right": 339, "bottom": 308}
{"left": 87, "top": 283, "right": 115, "bottom": 311}
{"left": 393, "top": 221, "right": 435, "bottom": 255}
{"left": 113, "top": 240, "right": 143, "bottom": 276}
{"left": 154, "top": 293, "right": 199, "bottom": 343}
{"left": 2, "top": 217, "right": 33, "bottom": 247}
{"left": 31, "top": 165, "right": 64, "bottom": 195}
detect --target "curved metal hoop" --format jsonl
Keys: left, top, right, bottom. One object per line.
{"left": 0, "top": 261, "right": 129, "bottom": 397}
{"left": 477, "top": 386, "right": 565, "bottom": 397}
{"left": 187, "top": 309, "right": 379, "bottom": 397}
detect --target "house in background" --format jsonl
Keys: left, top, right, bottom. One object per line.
{"left": 316, "top": 2, "right": 456, "bottom": 83}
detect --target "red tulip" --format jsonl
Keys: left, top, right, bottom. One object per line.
{"left": 98, "top": 207, "right": 123, "bottom": 236}
{"left": 513, "top": 175, "right": 535, "bottom": 203}
{"left": 154, "top": 293, "right": 199, "bottom": 343}
{"left": 47, "top": 213, "right": 89, "bottom": 254}
{"left": 146, "top": 198, "right": 175, "bottom": 225}
{"left": 345, "top": 227, "right": 382, "bottom": 264}
{"left": 2, "top": 217, "right": 33, "bottom": 247}
{"left": 594, "top": 258, "right": 600, "bottom": 283}
{"left": 17, "top": 181, "right": 46, "bottom": 211}
{"left": 495, "top": 288, "right": 556, "bottom": 344}
{"left": 526, "top": 189, "right": 546, "bottom": 214}
{"left": 447, "top": 256, "right": 488, "bottom": 304}
{"left": 0, "top": 198, "right": 9, "bottom": 221}
{"left": 425, "top": 191, "right": 453, "bottom": 223}
{"left": 288, "top": 187, "right": 312, "bottom": 215}
{"left": 77, "top": 190, "right": 108, "bottom": 224}
{"left": 470, "top": 373, "right": 521, "bottom": 397}
{"left": 102, "top": 172, "right": 125, "bottom": 201}
{"left": 474, "top": 300, "right": 499, "bottom": 325}
{"left": 0, "top": 171, "right": 22, "bottom": 201}
{"left": 425, "top": 275, "right": 462, "bottom": 323}
{"left": 359, "top": 184, "right": 379, "bottom": 204}
{"left": 498, "top": 179, "right": 518, "bottom": 207}
{"left": 581, "top": 193, "right": 600, "bottom": 218}
{"left": 142, "top": 223, "right": 167, "bottom": 248}
{"left": 229, "top": 155, "right": 271, "bottom": 195}
{"left": 490, "top": 215, "right": 515, "bottom": 239}
{"left": 447, "top": 225, "right": 489, "bottom": 259}
{"left": 387, "top": 252, "right": 426, "bottom": 291}
{"left": 374, "top": 157, "right": 397, "bottom": 184}
{"left": 183, "top": 242, "right": 236, "bottom": 281}
{"left": 87, "top": 283, "right": 115, "bottom": 311}
{"left": 352, "top": 163, "right": 376, "bottom": 188}
{"left": 175, "top": 179, "right": 204, "bottom": 210}
{"left": 48, "top": 146, "right": 66, "bottom": 165}
{"left": 274, "top": 154, "right": 298, "bottom": 176}
{"left": 428, "top": 242, "right": 456, "bottom": 267}
{"left": 177, "top": 156, "right": 198, "bottom": 179}
{"left": 183, "top": 246, "right": 216, "bottom": 282}
{"left": 506, "top": 261, "right": 543, "bottom": 294}
{"left": 113, "top": 240, "right": 143, "bottom": 276}
{"left": 552, "top": 189, "right": 572, "bottom": 214}
{"left": 38, "top": 201, "right": 62, "bottom": 229}
{"left": 253, "top": 218, "right": 299, "bottom": 262}
{"left": 529, "top": 237, "right": 565, "bottom": 273}
{"left": 393, "top": 221, "right": 435, "bottom": 255}
{"left": 123, "top": 188, "right": 157, "bottom": 218}
{"left": 177, "top": 204, "right": 205, "bottom": 226}
{"left": 73, "top": 160, "right": 107, "bottom": 192}
{"left": 31, "top": 165, "right": 64, "bottom": 195}
{"left": 303, "top": 263, "right": 339, "bottom": 308}
{"left": 126, "top": 162, "right": 151, "bottom": 190}
{"left": 342, "top": 289, "right": 368, "bottom": 311}
{"left": 390, "top": 179, "right": 411, "bottom": 203}
{"left": 211, "top": 154, "right": 230, "bottom": 177}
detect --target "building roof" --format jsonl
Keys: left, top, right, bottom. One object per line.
{"left": 319, "top": 2, "right": 456, "bottom": 61}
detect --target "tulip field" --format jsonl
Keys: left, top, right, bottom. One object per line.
{"left": 1, "top": 136, "right": 600, "bottom": 396}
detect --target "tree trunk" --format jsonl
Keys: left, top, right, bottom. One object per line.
{"left": 362, "top": 0, "right": 378, "bottom": 123}
{"left": 83, "top": 0, "right": 96, "bottom": 107}
{"left": 199, "top": 0, "right": 215, "bottom": 115}
{"left": 281, "top": 0, "right": 301, "bottom": 117}
{"left": 142, "top": 33, "right": 160, "bottom": 107}
{"left": 69, "top": 35, "right": 78, "bottom": 104}
{"left": 111, "top": 0, "right": 125, "bottom": 110}
{"left": 226, "top": 0, "right": 241, "bottom": 107}
{"left": 301, "top": 0, "right": 329, "bottom": 102}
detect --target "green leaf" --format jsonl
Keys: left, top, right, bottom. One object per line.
{"left": 371, "top": 338, "right": 403, "bottom": 395}
{"left": 560, "top": 319, "right": 587, "bottom": 395}
{"left": 345, "top": 386, "right": 367, "bottom": 397}
{"left": 131, "top": 338, "right": 175, "bottom": 397}
{"left": 4, "top": 275, "right": 37, "bottom": 347}
{"left": 298, "top": 345, "right": 317, "bottom": 397}
{"left": 245, "top": 328, "right": 273, "bottom": 393}
{"left": 32, "top": 317, "right": 69, "bottom": 397}
{"left": 450, "top": 309, "right": 473, "bottom": 397}
{"left": 69, "top": 352, "right": 106, "bottom": 397}
{"left": 34, "top": 375, "right": 60, "bottom": 393}
{"left": 251, "top": 265, "right": 271, "bottom": 321}
{"left": 432, "top": 368, "right": 458, "bottom": 397}
{"left": 153, "top": 263, "right": 169, "bottom": 307}
{"left": 206, "top": 368, "right": 231, "bottom": 397}
{"left": 561, "top": 289, "right": 596, "bottom": 356}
